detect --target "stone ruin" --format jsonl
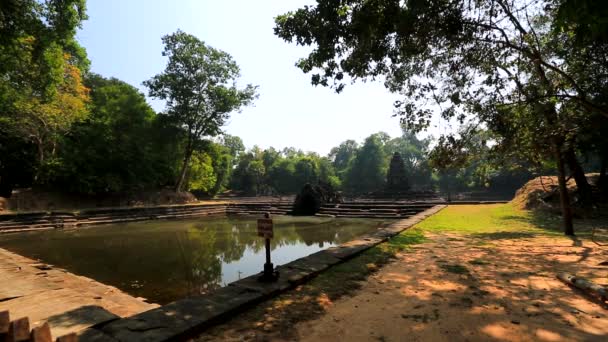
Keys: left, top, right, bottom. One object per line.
{"left": 292, "top": 182, "right": 343, "bottom": 215}
{"left": 386, "top": 152, "right": 410, "bottom": 191}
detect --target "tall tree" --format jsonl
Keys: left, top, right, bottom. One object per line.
{"left": 144, "top": 30, "right": 257, "bottom": 192}
{"left": 329, "top": 140, "right": 358, "bottom": 172}
{"left": 57, "top": 74, "right": 164, "bottom": 193}
{"left": 220, "top": 134, "right": 245, "bottom": 165}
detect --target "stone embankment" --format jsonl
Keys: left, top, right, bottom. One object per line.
{"left": 1, "top": 195, "right": 506, "bottom": 232}
{"left": 0, "top": 197, "right": 302, "bottom": 233}
{"left": 0, "top": 203, "right": 227, "bottom": 233}
{"left": 0, "top": 248, "right": 157, "bottom": 338}
{"left": 225, "top": 197, "right": 294, "bottom": 216}
{"left": 317, "top": 201, "right": 438, "bottom": 219}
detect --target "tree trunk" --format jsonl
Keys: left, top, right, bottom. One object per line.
{"left": 564, "top": 147, "right": 593, "bottom": 208}
{"left": 175, "top": 137, "right": 193, "bottom": 193}
{"left": 554, "top": 143, "right": 575, "bottom": 236}
{"left": 34, "top": 139, "right": 45, "bottom": 182}
{"left": 599, "top": 153, "right": 607, "bottom": 190}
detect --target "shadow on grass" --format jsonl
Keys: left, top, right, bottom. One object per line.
{"left": 471, "top": 231, "right": 537, "bottom": 240}
{"left": 498, "top": 209, "right": 608, "bottom": 238}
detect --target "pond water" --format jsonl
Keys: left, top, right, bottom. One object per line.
{"left": 0, "top": 216, "right": 387, "bottom": 304}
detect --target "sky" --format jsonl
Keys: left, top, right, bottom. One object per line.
{"left": 77, "top": 0, "right": 443, "bottom": 155}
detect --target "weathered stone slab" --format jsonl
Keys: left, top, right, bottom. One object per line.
{"left": 101, "top": 297, "right": 224, "bottom": 342}
{"left": 324, "top": 242, "right": 373, "bottom": 260}
{"left": 228, "top": 274, "right": 292, "bottom": 297}
{"left": 367, "top": 229, "right": 396, "bottom": 240}
{"left": 355, "top": 235, "right": 385, "bottom": 245}
{"left": 78, "top": 328, "right": 118, "bottom": 341}
{"left": 47, "top": 305, "right": 119, "bottom": 338}
{"left": 102, "top": 287, "right": 264, "bottom": 342}
{"left": 281, "top": 250, "right": 342, "bottom": 276}
{"left": 203, "top": 285, "right": 264, "bottom": 307}
{"left": 276, "top": 266, "right": 315, "bottom": 285}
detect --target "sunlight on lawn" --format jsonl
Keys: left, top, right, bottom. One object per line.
{"left": 414, "top": 203, "right": 563, "bottom": 235}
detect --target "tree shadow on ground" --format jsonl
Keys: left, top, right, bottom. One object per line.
{"left": 498, "top": 209, "right": 608, "bottom": 240}
{"left": 195, "top": 229, "right": 608, "bottom": 341}
{"left": 471, "top": 231, "right": 537, "bottom": 240}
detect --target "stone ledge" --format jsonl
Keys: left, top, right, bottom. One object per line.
{"left": 98, "top": 286, "right": 265, "bottom": 342}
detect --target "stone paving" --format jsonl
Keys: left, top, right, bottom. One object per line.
{"left": 0, "top": 248, "right": 157, "bottom": 338}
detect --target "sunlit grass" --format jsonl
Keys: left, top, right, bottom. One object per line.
{"left": 414, "top": 203, "right": 564, "bottom": 236}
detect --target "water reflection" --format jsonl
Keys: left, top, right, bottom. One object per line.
{"left": 0, "top": 216, "right": 386, "bottom": 304}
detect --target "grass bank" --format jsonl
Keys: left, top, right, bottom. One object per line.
{"left": 416, "top": 203, "right": 606, "bottom": 240}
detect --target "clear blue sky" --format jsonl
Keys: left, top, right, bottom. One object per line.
{"left": 77, "top": 0, "right": 441, "bottom": 155}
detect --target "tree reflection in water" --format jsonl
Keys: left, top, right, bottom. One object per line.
{"left": 0, "top": 217, "right": 386, "bottom": 304}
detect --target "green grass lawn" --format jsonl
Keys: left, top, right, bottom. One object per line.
{"left": 414, "top": 203, "right": 565, "bottom": 236}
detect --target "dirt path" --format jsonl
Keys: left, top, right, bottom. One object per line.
{"left": 200, "top": 232, "right": 608, "bottom": 341}
{"left": 293, "top": 233, "right": 608, "bottom": 341}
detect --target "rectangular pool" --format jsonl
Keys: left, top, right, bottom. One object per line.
{"left": 0, "top": 216, "right": 389, "bottom": 304}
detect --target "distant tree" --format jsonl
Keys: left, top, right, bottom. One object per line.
{"left": 318, "top": 157, "right": 341, "bottom": 189}
{"left": 203, "top": 141, "right": 233, "bottom": 195}
{"left": 329, "top": 140, "right": 359, "bottom": 185}
{"left": 57, "top": 74, "right": 170, "bottom": 193}
{"left": 294, "top": 157, "right": 319, "bottom": 186}
{"left": 346, "top": 134, "right": 387, "bottom": 193}
{"left": 248, "top": 160, "right": 266, "bottom": 195}
{"left": 262, "top": 147, "right": 281, "bottom": 171}
{"left": 230, "top": 152, "right": 255, "bottom": 193}
{"left": 268, "top": 159, "right": 297, "bottom": 194}
{"left": 220, "top": 134, "right": 245, "bottom": 165}
{"left": 385, "top": 130, "right": 433, "bottom": 188}
{"left": 144, "top": 30, "right": 257, "bottom": 192}
{"left": 188, "top": 151, "right": 217, "bottom": 194}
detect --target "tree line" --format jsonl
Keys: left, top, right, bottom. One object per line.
{"left": 0, "top": 0, "right": 543, "bottom": 200}
{"left": 2, "top": 0, "right": 604, "bottom": 220}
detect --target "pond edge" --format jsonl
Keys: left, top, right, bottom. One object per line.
{"left": 81, "top": 205, "right": 447, "bottom": 342}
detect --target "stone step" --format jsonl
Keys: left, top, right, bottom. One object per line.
{"left": 82, "top": 209, "right": 223, "bottom": 221}
{"left": 0, "top": 216, "right": 76, "bottom": 224}
{"left": 323, "top": 203, "right": 436, "bottom": 208}
{"left": 0, "top": 223, "right": 58, "bottom": 231}
{"left": 317, "top": 213, "right": 416, "bottom": 218}
{"left": 318, "top": 208, "right": 421, "bottom": 214}
{"left": 316, "top": 213, "right": 409, "bottom": 219}
{"left": 83, "top": 210, "right": 227, "bottom": 224}
{"left": 226, "top": 211, "right": 289, "bottom": 216}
